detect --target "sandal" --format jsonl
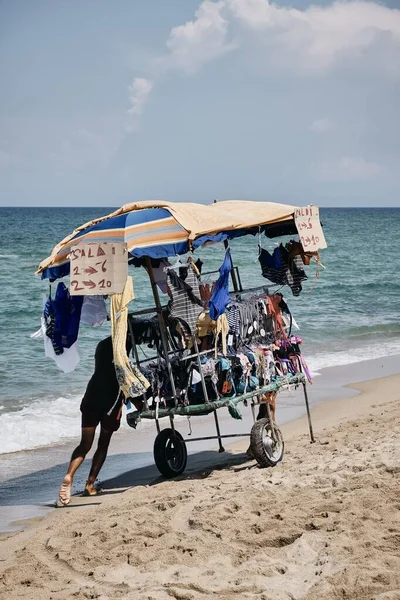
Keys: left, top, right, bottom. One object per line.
{"left": 58, "top": 478, "right": 72, "bottom": 506}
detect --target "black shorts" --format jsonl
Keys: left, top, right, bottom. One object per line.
{"left": 80, "top": 403, "right": 123, "bottom": 432}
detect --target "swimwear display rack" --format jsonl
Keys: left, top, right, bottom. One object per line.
{"left": 124, "top": 250, "right": 315, "bottom": 478}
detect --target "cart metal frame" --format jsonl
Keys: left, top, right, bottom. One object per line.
{"left": 125, "top": 247, "right": 315, "bottom": 477}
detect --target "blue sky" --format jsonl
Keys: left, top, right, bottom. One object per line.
{"left": 1, "top": 0, "right": 399, "bottom": 207}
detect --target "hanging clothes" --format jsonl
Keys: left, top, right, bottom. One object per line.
{"left": 266, "top": 294, "right": 287, "bottom": 338}
{"left": 80, "top": 295, "right": 108, "bottom": 327}
{"left": 35, "top": 315, "right": 80, "bottom": 373}
{"left": 209, "top": 249, "right": 233, "bottom": 321}
{"left": 259, "top": 245, "right": 307, "bottom": 297}
{"left": 199, "top": 282, "right": 215, "bottom": 307}
{"left": 145, "top": 258, "right": 171, "bottom": 294}
{"left": 53, "top": 282, "right": 83, "bottom": 349}
{"left": 214, "top": 313, "right": 229, "bottom": 358}
{"left": 279, "top": 245, "right": 307, "bottom": 297}
{"left": 43, "top": 294, "right": 64, "bottom": 355}
{"left": 110, "top": 276, "right": 149, "bottom": 399}
{"left": 129, "top": 257, "right": 171, "bottom": 294}
{"left": 167, "top": 264, "right": 203, "bottom": 335}
{"left": 258, "top": 246, "right": 287, "bottom": 286}
{"left": 226, "top": 302, "right": 240, "bottom": 335}
{"left": 196, "top": 311, "right": 217, "bottom": 338}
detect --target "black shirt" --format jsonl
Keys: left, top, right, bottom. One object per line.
{"left": 80, "top": 336, "right": 132, "bottom": 414}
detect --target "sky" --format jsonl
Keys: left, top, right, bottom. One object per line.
{"left": 1, "top": 0, "right": 400, "bottom": 207}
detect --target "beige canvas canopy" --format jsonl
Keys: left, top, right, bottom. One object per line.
{"left": 36, "top": 200, "right": 297, "bottom": 277}
{"left": 116, "top": 200, "right": 296, "bottom": 239}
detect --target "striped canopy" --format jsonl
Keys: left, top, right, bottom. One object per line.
{"left": 37, "top": 200, "right": 298, "bottom": 280}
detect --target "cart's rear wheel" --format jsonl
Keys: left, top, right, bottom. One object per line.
{"left": 153, "top": 428, "right": 187, "bottom": 478}
{"left": 250, "top": 418, "right": 284, "bottom": 468}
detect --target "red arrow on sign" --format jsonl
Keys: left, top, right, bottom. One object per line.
{"left": 83, "top": 280, "right": 96, "bottom": 289}
{"left": 84, "top": 266, "right": 98, "bottom": 275}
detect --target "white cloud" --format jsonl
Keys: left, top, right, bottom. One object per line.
{"left": 156, "top": 0, "right": 400, "bottom": 75}
{"left": 127, "top": 1, "right": 400, "bottom": 126}
{"left": 126, "top": 77, "right": 153, "bottom": 131}
{"left": 313, "top": 155, "right": 384, "bottom": 181}
{"left": 164, "top": 0, "right": 234, "bottom": 73}
{"left": 311, "top": 118, "right": 334, "bottom": 133}
{"left": 227, "top": 0, "right": 400, "bottom": 73}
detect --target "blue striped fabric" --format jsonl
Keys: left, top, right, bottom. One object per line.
{"left": 41, "top": 207, "right": 189, "bottom": 280}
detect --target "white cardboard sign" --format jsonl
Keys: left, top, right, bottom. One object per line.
{"left": 69, "top": 242, "right": 128, "bottom": 296}
{"left": 294, "top": 205, "right": 327, "bottom": 252}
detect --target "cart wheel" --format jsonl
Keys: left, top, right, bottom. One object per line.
{"left": 250, "top": 418, "right": 284, "bottom": 468}
{"left": 153, "top": 428, "right": 187, "bottom": 478}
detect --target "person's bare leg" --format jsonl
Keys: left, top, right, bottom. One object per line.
{"left": 58, "top": 427, "right": 96, "bottom": 505}
{"left": 84, "top": 427, "right": 113, "bottom": 496}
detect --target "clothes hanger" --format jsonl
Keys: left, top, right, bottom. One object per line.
{"left": 164, "top": 255, "right": 186, "bottom": 272}
{"left": 256, "top": 227, "right": 262, "bottom": 262}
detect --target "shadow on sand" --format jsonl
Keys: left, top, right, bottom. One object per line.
{"left": 0, "top": 447, "right": 254, "bottom": 510}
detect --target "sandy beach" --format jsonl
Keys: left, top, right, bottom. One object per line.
{"left": 1, "top": 372, "right": 399, "bottom": 600}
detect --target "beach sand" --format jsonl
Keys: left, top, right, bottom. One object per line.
{"left": 0, "top": 374, "right": 399, "bottom": 600}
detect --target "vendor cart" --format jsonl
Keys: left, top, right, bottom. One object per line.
{"left": 36, "top": 200, "right": 326, "bottom": 477}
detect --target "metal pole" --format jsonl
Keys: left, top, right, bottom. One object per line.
{"left": 145, "top": 257, "right": 178, "bottom": 405}
{"left": 266, "top": 400, "right": 277, "bottom": 443}
{"left": 169, "top": 414, "right": 175, "bottom": 432}
{"left": 189, "top": 303, "right": 222, "bottom": 449}
{"left": 213, "top": 409, "right": 225, "bottom": 453}
{"left": 192, "top": 334, "right": 210, "bottom": 403}
{"left": 302, "top": 382, "right": 315, "bottom": 443}
{"left": 184, "top": 433, "right": 249, "bottom": 443}
{"left": 224, "top": 239, "right": 239, "bottom": 293}
{"left": 250, "top": 401, "right": 256, "bottom": 423}
{"left": 234, "top": 266, "right": 243, "bottom": 292}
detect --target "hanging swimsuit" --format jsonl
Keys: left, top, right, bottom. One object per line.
{"left": 53, "top": 282, "right": 83, "bottom": 349}
{"left": 214, "top": 314, "right": 229, "bottom": 358}
{"left": 258, "top": 246, "right": 287, "bottom": 285}
{"left": 199, "top": 282, "right": 216, "bottom": 307}
{"left": 227, "top": 302, "right": 239, "bottom": 335}
{"left": 209, "top": 249, "right": 233, "bottom": 320}
{"left": 167, "top": 264, "right": 203, "bottom": 335}
{"left": 279, "top": 245, "right": 307, "bottom": 297}
{"left": 266, "top": 295, "right": 287, "bottom": 338}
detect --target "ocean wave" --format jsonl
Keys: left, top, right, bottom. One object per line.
{"left": 314, "top": 280, "right": 400, "bottom": 291}
{"left": 2, "top": 334, "right": 400, "bottom": 454}
{"left": 0, "top": 254, "right": 20, "bottom": 259}
{"left": 346, "top": 322, "right": 400, "bottom": 338}
{"left": 307, "top": 336, "right": 400, "bottom": 373}
{"left": 0, "top": 395, "right": 148, "bottom": 455}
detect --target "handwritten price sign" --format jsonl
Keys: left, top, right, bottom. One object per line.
{"left": 69, "top": 242, "right": 128, "bottom": 296}
{"left": 294, "top": 205, "right": 327, "bottom": 252}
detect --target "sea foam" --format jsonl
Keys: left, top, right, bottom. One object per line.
{"left": 0, "top": 394, "right": 149, "bottom": 455}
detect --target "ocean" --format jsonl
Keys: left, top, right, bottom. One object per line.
{"left": 0, "top": 206, "right": 399, "bottom": 456}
